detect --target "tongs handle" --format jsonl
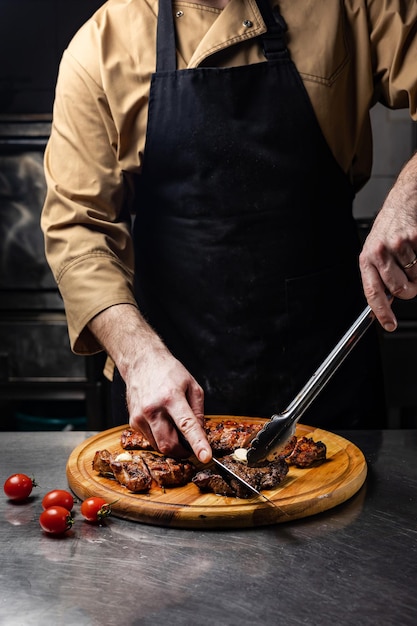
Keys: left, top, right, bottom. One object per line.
{"left": 247, "top": 304, "right": 375, "bottom": 463}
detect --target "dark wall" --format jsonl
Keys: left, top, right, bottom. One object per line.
{"left": 0, "top": 0, "right": 105, "bottom": 114}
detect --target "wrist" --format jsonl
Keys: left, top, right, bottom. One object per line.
{"left": 88, "top": 303, "right": 168, "bottom": 378}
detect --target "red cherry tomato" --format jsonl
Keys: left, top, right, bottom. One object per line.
{"left": 4, "top": 474, "right": 36, "bottom": 501}
{"left": 80, "top": 497, "right": 113, "bottom": 522}
{"left": 39, "top": 506, "right": 74, "bottom": 535}
{"left": 42, "top": 489, "right": 74, "bottom": 512}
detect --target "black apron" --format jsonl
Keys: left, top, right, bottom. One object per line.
{"left": 112, "top": 0, "right": 386, "bottom": 429}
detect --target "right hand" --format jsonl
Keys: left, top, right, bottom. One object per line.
{"left": 359, "top": 152, "right": 417, "bottom": 330}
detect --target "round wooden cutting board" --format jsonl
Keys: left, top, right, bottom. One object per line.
{"left": 66, "top": 418, "right": 367, "bottom": 529}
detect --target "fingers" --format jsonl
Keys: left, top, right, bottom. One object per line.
{"left": 359, "top": 242, "right": 417, "bottom": 331}
{"left": 148, "top": 390, "right": 211, "bottom": 463}
{"left": 167, "top": 399, "right": 212, "bottom": 464}
{"left": 130, "top": 404, "right": 212, "bottom": 463}
{"left": 143, "top": 412, "right": 192, "bottom": 459}
{"left": 397, "top": 251, "right": 417, "bottom": 271}
{"left": 359, "top": 256, "right": 398, "bottom": 331}
{"left": 127, "top": 373, "right": 212, "bottom": 463}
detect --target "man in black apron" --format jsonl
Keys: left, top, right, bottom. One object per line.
{"left": 109, "top": 0, "right": 386, "bottom": 455}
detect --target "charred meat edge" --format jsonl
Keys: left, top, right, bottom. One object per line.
{"left": 92, "top": 450, "right": 195, "bottom": 492}
{"left": 280, "top": 436, "right": 327, "bottom": 468}
{"left": 192, "top": 455, "right": 289, "bottom": 499}
{"left": 120, "top": 418, "right": 263, "bottom": 455}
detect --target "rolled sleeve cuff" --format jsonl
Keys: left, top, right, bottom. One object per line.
{"left": 57, "top": 251, "right": 137, "bottom": 355}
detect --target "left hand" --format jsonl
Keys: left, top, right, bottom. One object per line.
{"left": 359, "top": 152, "right": 417, "bottom": 331}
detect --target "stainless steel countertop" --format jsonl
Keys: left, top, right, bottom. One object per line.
{"left": 1, "top": 429, "right": 416, "bottom": 626}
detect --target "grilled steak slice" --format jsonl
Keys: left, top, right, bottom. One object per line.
{"left": 286, "top": 436, "right": 327, "bottom": 468}
{"left": 193, "top": 455, "right": 289, "bottom": 498}
{"left": 110, "top": 457, "right": 153, "bottom": 492}
{"left": 140, "top": 451, "right": 195, "bottom": 487}
{"left": 120, "top": 420, "right": 262, "bottom": 455}
{"left": 264, "top": 435, "right": 327, "bottom": 468}
{"left": 92, "top": 449, "right": 114, "bottom": 477}
{"left": 93, "top": 450, "right": 152, "bottom": 492}
{"left": 121, "top": 429, "right": 154, "bottom": 450}
{"left": 93, "top": 449, "right": 195, "bottom": 492}
{"left": 221, "top": 455, "right": 289, "bottom": 491}
{"left": 192, "top": 469, "right": 237, "bottom": 497}
{"left": 204, "top": 419, "right": 263, "bottom": 456}
{"left": 278, "top": 435, "right": 298, "bottom": 459}
{"left": 193, "top": 465, "right": 252, "bottom": 498}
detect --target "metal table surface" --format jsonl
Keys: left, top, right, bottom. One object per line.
{"left": 0, "top": 429, "right": 416, "bottom": 626}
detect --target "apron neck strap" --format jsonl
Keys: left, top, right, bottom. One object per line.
{"left": 156, "top": 0, "right": 177, "bottom": 72}
{"left": 255, "top": 0, "right": 289, "bottom": 60}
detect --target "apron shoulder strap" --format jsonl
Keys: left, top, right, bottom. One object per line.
{"left": 255, "top": 0, "right": 289, "bottom": 60}
{"left": 156, "top": 0, "right": 177, "bottom": 72}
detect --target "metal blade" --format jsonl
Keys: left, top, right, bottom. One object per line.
{"left": 175, "top": 427, "right": 277, "bottom": 507}
{"left": 211, "top": 457, "right": 278, "bottom": 508}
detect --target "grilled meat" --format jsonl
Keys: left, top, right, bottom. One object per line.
{"left": 119, "top": 423, "right": 326, "bottom": 471}
{"left": 92, "top": 449, "right": 114, "bottom": 477}
{"left": 110, "top": 455, "right": 153, "bottom": 492}
{"left": 193, "top": 469, "right": 249, "bottom": 498}
{"left": 278, "top": 435, "right": 298, "bottom": 459}
{"left": 204, "top": 419, "right": 263, "bottom": 456}
{"left": 120, "top": 419, "right": 263, "bottom": 455}
{"left": 140, "top": 451, "right": 195, "bottom": 487}
{"left": 93, "top": 449, "right": 152, "bottom": 492}
{"left": 285, "top": 436, "right": 327, "bottom": 468}
{"left": 191, "top": 469, "right": 237, "bottom": 497}
{"left": 192, "top": 454, "right": 289, "bottom": 498}
{"left": 97, "top": 422, "right": 327, "bottom": 497}
{"left": 92, "top": 449, "right": 196, "bottom": 493}
{"left": 121, "top": 429, "right": 154, "bottom": 450}
{"left": 222, "top": 455, "right": 289, "bottom": 491}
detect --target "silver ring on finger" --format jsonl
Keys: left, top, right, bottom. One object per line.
{"left": 403, "top": 256, "right": 417, "bottom": 270}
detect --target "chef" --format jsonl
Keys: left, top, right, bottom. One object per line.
{"left": 41, "top": 0, "right": 417, "bottom": 463}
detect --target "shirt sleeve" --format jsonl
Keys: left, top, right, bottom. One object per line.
{"left": 41, "top": 48, "right": 138, "bottom": 355}
{"left": 368, "top": 0, "right": 417, "bottom": 116}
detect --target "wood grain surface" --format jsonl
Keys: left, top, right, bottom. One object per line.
{"left": 66, "top": 418, "right": 367, "bottom": 529}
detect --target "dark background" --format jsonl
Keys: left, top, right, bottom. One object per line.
{"left": 0, "top": 0, "right": 105, "bottom": 114}
{"left": 0, "top": 1, "right": 108, "bottom": 431}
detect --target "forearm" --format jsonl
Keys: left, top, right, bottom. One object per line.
{"left": 88, "top": 303, "right": 168, "bottom": 378}
{"left": 382, "top": 151, "right": 417, "bottom": 218}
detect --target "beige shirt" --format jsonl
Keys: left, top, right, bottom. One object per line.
{"left": 41, "top": 0, "right": 417, "bottom": 356}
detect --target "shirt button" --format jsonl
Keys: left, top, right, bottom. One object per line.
{"left": 176, "top": 10, "right": 184, "bottom": 17}
{"left": 243, "top": 20, "right": 253, "bottom": 28}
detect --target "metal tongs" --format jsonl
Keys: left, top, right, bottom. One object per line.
{"left": 246, "top": 305, "right": 375, "bottom": 464}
